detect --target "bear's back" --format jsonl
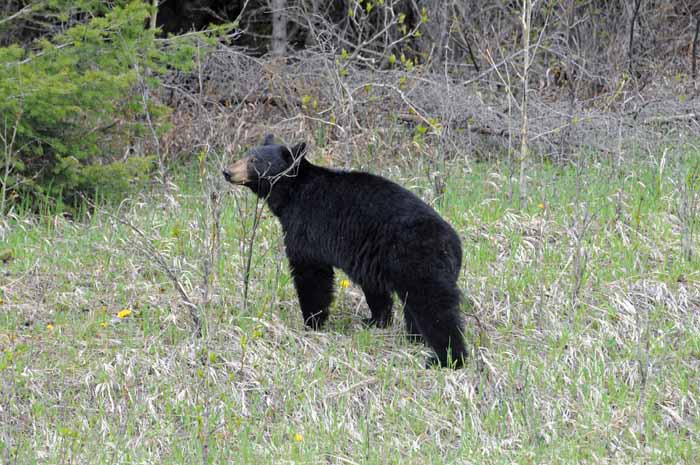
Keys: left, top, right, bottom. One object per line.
{"left": 308, "top": 168, "right": 440, "bottom": 222}
{"left": 276, "top": 165, "right": 461, "bottom": 284}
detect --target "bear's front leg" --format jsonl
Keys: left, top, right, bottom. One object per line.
{"left": 289, "top": 261, "right": 334, "bottom": 329}
{"left": 361, "top": 286, "right": 393, "bottom": 328}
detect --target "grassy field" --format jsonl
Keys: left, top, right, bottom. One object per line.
{"left": 1, "top": 150, "right": 700, "bottom": 464}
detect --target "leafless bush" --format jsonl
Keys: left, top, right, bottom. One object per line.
{"left": 150, "top": 0, "right": 700, "bottom": 174}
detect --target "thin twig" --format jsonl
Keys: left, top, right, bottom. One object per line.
{"left": 0, "top": 3, "right": 40, "bottom": 27}
{"left": 692, "top": 17, "right": 700, "bottom": 80}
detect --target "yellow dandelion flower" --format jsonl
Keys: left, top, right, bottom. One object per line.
{"left": 537, "top": 202, "right": 545, "bottom": 210}
{"left": 340, "top": 279, "right": 350, "bottom": 289}
{"left": 47, "top": 323, "right": 54, "bottom": 330}
{"left": 294, "top": 433, "right": 303, "bottom": 442}
{"left": 100, "top": 322, "right": 108, "bottom": 328}
{"left": 117, "top": 309, "right": 132, "bottom": 318}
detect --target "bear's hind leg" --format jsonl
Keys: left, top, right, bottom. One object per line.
{"left": 290, "top": 262, "right": 334, "bottom": 329}
{"left": 402, "top": 286, "right": 467, "bottom": 368}
{"left": 361, "top": 286, "right": 393, "bottom": 328}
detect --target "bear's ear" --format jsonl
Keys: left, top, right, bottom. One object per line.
{"left": 262, "top": 134, "right": 276, "bottom": 146}
{"left": 290, "top": 142, "right": 307, "bottom": 159}
{"left": 282, "top": 142, "right": 307, "bottom": 165}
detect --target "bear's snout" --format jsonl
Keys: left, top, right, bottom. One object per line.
{"left": 222, "top": 159, "right": 249, "bottom": 184}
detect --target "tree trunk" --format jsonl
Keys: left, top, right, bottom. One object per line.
{"left": 628, "top": 0, "right": 642, "bottom": 76}
{"left": 519, "top": 0, "right": 533, "bottom": 208}
{"left": 304, "top": 0, "right": 320, "bottom": 47}
{"left": 271, "top": 0, "right": 287, "bottom": 57}
{"left": 150, "top": 0, "right": 158, "bottom": 31}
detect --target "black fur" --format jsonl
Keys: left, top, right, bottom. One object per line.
{"left": 223, "top": 135, "right": 467, "bottom": 368}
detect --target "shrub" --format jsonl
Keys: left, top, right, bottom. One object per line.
{"left": 0, "top": 1, "right": 205, "bottom": 211}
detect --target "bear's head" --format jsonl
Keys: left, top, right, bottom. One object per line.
{"left": 223, "top": 134, "right": 307, "bottom": 197}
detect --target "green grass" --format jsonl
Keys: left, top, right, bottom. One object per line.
{"left": 1, "top": 153, "right": 700, "bottom": 464}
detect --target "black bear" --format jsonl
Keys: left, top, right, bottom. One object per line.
{"left": 223, "top": 135, "right": 467, "bottom": 368}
